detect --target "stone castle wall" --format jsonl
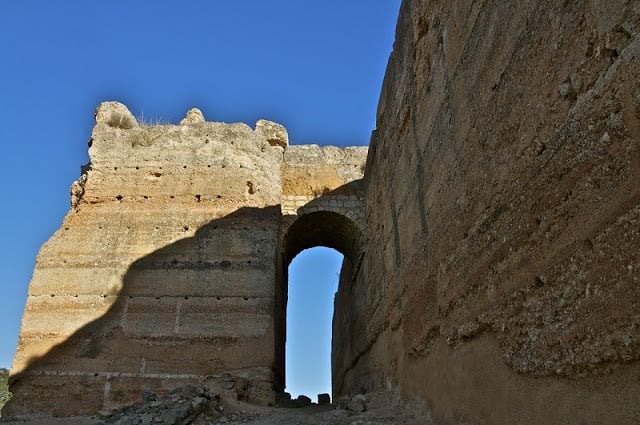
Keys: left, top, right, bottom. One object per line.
{"left": 7, "top": 103, "right": 366, "bottom": 415}
{"left": 7, "top": 0, "right": 640, "bottom": 422}
{"left": 338, "top": 0, "right": 640, "bottom": 424}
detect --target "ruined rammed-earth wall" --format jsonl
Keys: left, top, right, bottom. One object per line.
{"left": 6, "top": 0, "right": 640, "bottom": 423}
{"left": 336, "top": 0, "right": 640, "bottom": 424}
{"left": 6, "top": 104, "right": 367, "bottom": 416}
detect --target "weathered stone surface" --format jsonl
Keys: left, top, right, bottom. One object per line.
{"left": 7, "top": 1, "right": 640, "bottom": 423}
{"left": 179, "top": 108, "right": 205, "bottom": 126}
{"left": 255, "top": 120, "right": 288, "bottom": 148}
{"left": 95, "top": 102, "right": 138, "bottom": 129}
{"left": 7, "top": 104, "right": 366, "bottom": 417}
{"left": 333, "top": 0, "right": 640, "bottom": 424}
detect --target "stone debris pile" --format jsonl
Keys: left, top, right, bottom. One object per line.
{"left": 0, "top": 389, "right": 430, "bottom": 425}
{"left": 100, "top": 385, "right": 247, "bottom": 425}
{"left": 101, "top": 387, "right": 378, "bottom": 425}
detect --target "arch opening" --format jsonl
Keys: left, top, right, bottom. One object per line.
{"left": 275, "top": 210, "right": 363, "bottom": 401}
{"left": 285, "top": 247, "right": 343, "bottom": 401}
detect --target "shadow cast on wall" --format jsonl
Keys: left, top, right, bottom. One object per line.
{"left": 7, "top": 206, "right": 282, "bottom": 416}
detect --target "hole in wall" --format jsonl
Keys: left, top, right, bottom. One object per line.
{"left": 285, "top": 247, "right": 342, "bottom": 401}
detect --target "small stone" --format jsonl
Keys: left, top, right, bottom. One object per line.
{"left": 333, "top": 396, "right": 350, "bottom": 410}
{"left": 180, "top": 108, "right": 206, "bottom": 125}
{"left": 255, "top": 119, "right": 289, "bottom": 148}
{"left": 558, "top": 82, "right": 574, "bottom": 98}
{"left": 70, "top": 174, "right": 87, "bottom": 208}
{"left": 317, "top": 393, "right": 331, "bottom": 405}
{"left": 95, "top": 101, "right": 138, "bottom": 129}
{"left": 142, "top": 391, "right": 157, "bottom": 402}
{"left": 295, "top": 395, "right": 312, "bottom": 407}
{"left": 347, "top": 394, "right": 367, "bottom": 412}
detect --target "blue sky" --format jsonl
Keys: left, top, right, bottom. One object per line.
{"left": 0, "top": 0, "right": 401, "bottom": 395}
{"left": 287, "top": 247, "right": 342, "bottom": 399}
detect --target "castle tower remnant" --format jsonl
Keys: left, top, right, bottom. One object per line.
{"left": 7, "top": 102, "right": 367, "bottom": 415}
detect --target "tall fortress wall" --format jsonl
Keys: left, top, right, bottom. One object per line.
{"left": 7, "top": 0, "right": 640, "bottom": 423}
{"left": 339, "top": 1, "right": 640, "bottom": 423}
{"left": 7, "top": 103, "right": 367, "bottom": 415}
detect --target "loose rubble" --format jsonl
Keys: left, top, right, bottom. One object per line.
{"left": 0, "top": 388, "right": 430, "bottom": 425}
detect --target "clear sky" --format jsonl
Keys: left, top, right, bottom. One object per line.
{"left": 286, "top": 247, "right": 343, "bottom": 399}
{"left": 0, "top": 0, "right": 402, "bottom": 396}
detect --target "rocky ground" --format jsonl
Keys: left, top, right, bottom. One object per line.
{"left": 0, "top": 386, "right": 432, "bottom": 425}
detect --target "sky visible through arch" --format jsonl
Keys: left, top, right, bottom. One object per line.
{"left": 286, "top": 247, "right": 343, "bottom": 400}
{"left": 0, "top": 1, "right": 402, "bottom": 372}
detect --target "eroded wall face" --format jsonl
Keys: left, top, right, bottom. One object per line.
{"left": 7, "top": 104, "right": 369, "bottom": 416}
{"left": 346, "top": 0, "right": 640, "bottom": 423}
{"left": 8, "top": 107, "right": 284, "bottom": 415}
